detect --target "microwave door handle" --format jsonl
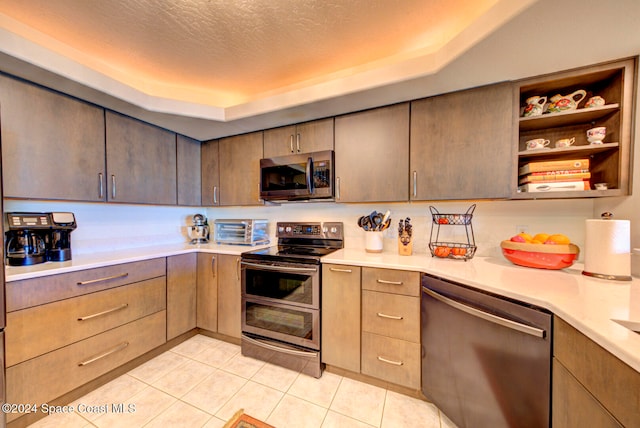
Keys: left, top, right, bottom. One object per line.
{"left": 306, "top": 156, "right": 313, "bottom": 194}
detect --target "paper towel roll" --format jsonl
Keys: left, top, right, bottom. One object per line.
{"left": 583, "top": 219, "right": 631, "bottom": 280}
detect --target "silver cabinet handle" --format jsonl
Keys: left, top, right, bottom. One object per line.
{"left": 77, "top": 273, "right": 129, "bottom": 286}
{"left": 377, "top": 312, "right": 403, "bottom": 320}
{"left": 242, "top": 334, "right": 318, "bottom": 358}
{"left": 78, "top": 303, "right": 129, "bottom": 321}
{"left": 296, "top": 133, "right": 301, "bottom": 152}
{"left": 211, "top": 255, "right": 216, "bottom": 278}
{"left": 98, "top": 173, "right": 104, "bottom": 199}
{"left": 377, "top": 356, "right": 403, "bottom": 366}
{"left": 290, "top": 135, "right": 294, "bottom": 153}
{"left": 329, "top": 267, "right": 352, "bottom": 273}
{"left": 236, "top": 257, "right": 241, "bottom": 281}
{"left": 111, "top": 175, "right": 116, "bottom": 199}
{"left": 336, "top": 177, "right": 341, "bottom": 200}
{"left": 377, "top": 279, "right": 403, "bottom": 285}
{"left": 413, "top": 171, "right": 417, "bottom": 198}
{"left": 213, "top": 186, "right": 218, "bottom": 205}
{"left": 78, "top": 342, "right": 129, "bottom": 366}
{"left": 422, "top": 286, "right": 546, "bottom": 338}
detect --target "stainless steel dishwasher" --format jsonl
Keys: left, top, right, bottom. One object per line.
{"left": 421, "top": 273, "right": 551, "bottom": 428}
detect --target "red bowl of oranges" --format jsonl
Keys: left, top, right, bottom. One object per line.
{"left": 500, "top": 233, "right": 580, "bottom": 270}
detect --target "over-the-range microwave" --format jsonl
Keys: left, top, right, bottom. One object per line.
{"left": 260, "top": 150, "right": 334, "bottom": 202}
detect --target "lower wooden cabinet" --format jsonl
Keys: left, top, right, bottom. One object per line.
{"left": 6, "top": 311, "right": 166, "bottom": 422}
{"left": 196, "top": 252, "right": 219, "bottom": 332}
{"left": 361, "top": 332, "right": 421, "bottom": 389}
{"left": 166, "top": 253, "right": 197, "bottom": 340}
{"left": 217, "top": 254, "right": 242, "bottom": 338}
{"left": 553, "top": 317, "right": 639, "bottom": 427}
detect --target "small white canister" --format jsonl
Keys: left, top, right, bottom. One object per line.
{"left": 365, "top": 231, "right": 384, "bottom": 253}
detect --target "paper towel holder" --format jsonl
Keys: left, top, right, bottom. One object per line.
{"left": 582, "top": 211, "right": 633, "bottom": 281}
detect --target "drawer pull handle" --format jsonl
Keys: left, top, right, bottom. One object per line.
{"left": 377, "top": 279, "right": 403, "bottom": 285}
{"left": 78, "top": 342, "right": 129, "bottom": 366}
{"left": 377, "top": 312, "right": 403, "bottom": 320}
{"left": 330, "top": 268, "right": 352, "bottom": 273}
{"left": 77, "top": 273, "right": 129, "bottom": 286}
{"left": 78, "top": 303, "right": 129, "bottom": 321}
{"left": 377, "top": 356, "right": 404, "bottom": 366}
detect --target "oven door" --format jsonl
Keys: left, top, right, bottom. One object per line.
{"left": 242, "top": 296, "right": 320, "bottom": 350}
{"left": 241, "top": 260, "right": 319, "bottom": 309}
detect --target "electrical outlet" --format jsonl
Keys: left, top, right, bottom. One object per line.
{"left": 516, "top": 225, "right": 529, "bottom": 234}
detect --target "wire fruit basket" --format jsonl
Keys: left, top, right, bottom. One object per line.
{"left": 429, "top": 204, "right": 477, "bottom": 261}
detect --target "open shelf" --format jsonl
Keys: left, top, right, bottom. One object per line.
{"left": 519, "top": 104, "right": 619, "bottom": 131}
{"left": 518, "top": 142, "right": 619, "bottom": 158}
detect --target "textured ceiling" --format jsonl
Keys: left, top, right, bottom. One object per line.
{"left": 0, "top": 0, "right": 503, "bottom": 107}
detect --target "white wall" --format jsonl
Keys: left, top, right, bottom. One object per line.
{"left": 4, "top": 198, "right": 593, "bottom": 261}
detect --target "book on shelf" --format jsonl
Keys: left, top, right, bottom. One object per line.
{"left": 518, "top": 159, "right": 590, "bottom": 176}
{"left": 518, "top": 180, "right": 591, "bottom": 193}
{"left": 518, "top": 169, "right": 591, "bottom": 184}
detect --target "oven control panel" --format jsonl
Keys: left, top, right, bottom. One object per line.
{"left": 276, "top": 222, "right": 343, "bottom": 240}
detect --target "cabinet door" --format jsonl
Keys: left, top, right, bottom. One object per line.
{"left": 217, "top": 254, "right": 241, "bottom": 339}
{"left": 201, "top": 139, "right": 220, "bottom": 206}
{"left": 335, "top": 103, "right": 409, "bottom": 202}
{"left": 0, "top": 75, "right": 106, "bottom": 201}
{"left": 219, "top": 132, "right": 263, "bottom": 206}
{"left": 177, "top": 134, "right": 201, "bottom": 206}
{"left": 296, "top": 118, "right": 334, "bottom": 154}
{"left": 167, "top": 254, "right": 197, "bottom": 340}
{"left": 263, "top": 125, "right": 296, "bottom": 158}
{"left": 321, "top": 264, "right": 361, "bottom": 372}
{"left": 105, "top": 111, "right": 177, "bottom": 205}
{"left": 410, "top": 83, "right": 514, "bottom": 200}
{"left": 196, "top": 252, "right": 218, "bottom": 332}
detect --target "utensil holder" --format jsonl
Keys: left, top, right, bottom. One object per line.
{"left": 398, "top": 237, "right": 413, "bottom": 256}
{"left": 365, "top": 231, "right": 383, "bottom": 253}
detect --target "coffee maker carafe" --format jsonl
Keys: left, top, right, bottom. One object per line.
{"left": 47, "top": 212, "right": 77, "bottom": 262}
{"left": 188, "top": 214, "right": 209, "bottom": 244}
{"left": 5, "top": 229, "right": 47, "bottom": 266}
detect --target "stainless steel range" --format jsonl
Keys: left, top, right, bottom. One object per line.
{"left": 240, "top": 222, "right": 344, "bottom": 378}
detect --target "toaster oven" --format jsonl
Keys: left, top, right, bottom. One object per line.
{"left": 213, "top": 219, "right": 269, "bottom": 246}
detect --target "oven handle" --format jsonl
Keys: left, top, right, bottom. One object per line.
{"left": 242, "top": 334, "right": 319, "bottom": 358}
{"left": 240, "top": 260, "right": 318, "bottom": 273}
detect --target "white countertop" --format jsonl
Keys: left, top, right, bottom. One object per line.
{"left": 6, "top": 244, "right": 640, "bottom": 374}
{"left": 322, "top": 248, "right": 640, "bottom": 374}
{"left": 4, "top": 242, "right": 270, "bottom": 282}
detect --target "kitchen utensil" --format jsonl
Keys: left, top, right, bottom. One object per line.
{"left": 188, "top": 213, "right": 209, "bottom": 244}
{"left": 547, "top": 89, "right": 587, "bottom": 113}
{"left": 525, "top": 138, "right": 550, "bottom": 150}
{"left": 398, "top": 217, "right": 412, "bottom": 255}
{"left": 585, "top": 96, "right": 605, "bottom": 108}
{"left": 555, "top": 137, "right": 575, "bottom": 148}
{"left": 587, "top": 126, "right": 606, "bottom": 144}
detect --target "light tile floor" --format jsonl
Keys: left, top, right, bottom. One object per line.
{"left": 29, "top": 334, "right": 457, "bottom": 428}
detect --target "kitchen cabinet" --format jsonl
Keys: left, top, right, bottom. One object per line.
{"left": 321, "top": 264, "right": 361, "bottom": 373}
{"left": 167, "top": 253, "right": 197, "bottom": 340}
{"left": 5, "top": 258, "right": 167, "bottom": 423}
{"left": 263, "top": 118, "right": 334, "bottom": 158}
{"left": 196, "top": 252, "right": 218, "bottom": 332}
{"left": 217, "top": 254, "right": 242, "bottom": 338}
{"left": 361, "top": 268, "right": 420, "bottom": 389}
{"left": 105, "top": 111, "right": 177, "bottom": 205}
{"left": 410, "top": 83, "right": 515, "bottom": 200}
{"left": 0, "top": 74, "right": 106, "bottom": 202}
{"left": 201, "top": 139, "right": 220, "bottom": 206}
{"left": 513, "top": 57, "right": 636, "bottom": 198}
{"left": 553, "top": 317, "right": 640, "bottom": 427}
{"left": 177, "top": 134, "right": 202, "bottom": 206}
{"left": 218, "top": 131, "right": 264, "bottom": 206}
{"left": 334, "top": 103, "right": 409, "bottom": 202}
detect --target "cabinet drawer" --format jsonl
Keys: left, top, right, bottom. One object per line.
{"left": 7, "top": 258, "right": 166, "bottom": 311}
{"left": 362, "top": 290, "right": 419, "bottom": 342}
{"left": 6, "top": 277, "right": 166, "bottom": 366}
{"left": 361, "top": 332, "right": 421, "bottom": 389}
{"left": 362, "top": 267, "right": 419, "bottom": 296}
{"left": 6, "top": 310, "right": 166, "bottom": 422}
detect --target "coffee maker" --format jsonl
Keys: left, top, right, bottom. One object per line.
{"left": 188, "top": 213, "right": 209, "bottom": 244}
{"left": 5, "top": 212, "right": 77, "bottom": 266}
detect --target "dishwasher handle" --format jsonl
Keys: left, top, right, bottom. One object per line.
{"left": 422, "top": 286, "right": 546, "bottom": 338}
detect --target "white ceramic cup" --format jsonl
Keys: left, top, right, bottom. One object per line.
{"left": 365, "top": 231, "right": 383, "bottom": 253}
{"left": 525, "top": 138, "right": 550, "bottom": 150}
{"left": 555, "top": 137, "right": 575, "bottom": 148}
{"left": 587, "top": 127, "right": 606, "bottom": 144}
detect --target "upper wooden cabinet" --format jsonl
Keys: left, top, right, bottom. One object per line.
{"left": 0, "top": 74, "right": 106, "bottom": 202}
{"left": 105, "top": 111, "right": 177, "bottom": 205}
{"left": 177, "top": 134, "right": 202, "bottom": 206}
{"left": 513, "top": 57, "right": 636, "bottom": 199}
{"left": 218, "top": 131, "right": 264, "bottom": 206}
{"left": 263, "top": 118, "right": 334, "bottom": 158}
{"left": 410, "top": 83, "right": 515, "bottom": 200}
{"left": 201, "top": 139, "right": 220, "bottom": 206}
{"left": 335, "top": 103, "right": 410, "bottom": 202}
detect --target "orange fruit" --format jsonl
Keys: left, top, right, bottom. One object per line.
{"left": 533, "top": 233, "right": 550, "bottom": 243}
{"left": 517, "top": 232, "right": 533, "bottom": 242}
{"left": 545, "top": 234, "right": 571, "bottom": 245}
